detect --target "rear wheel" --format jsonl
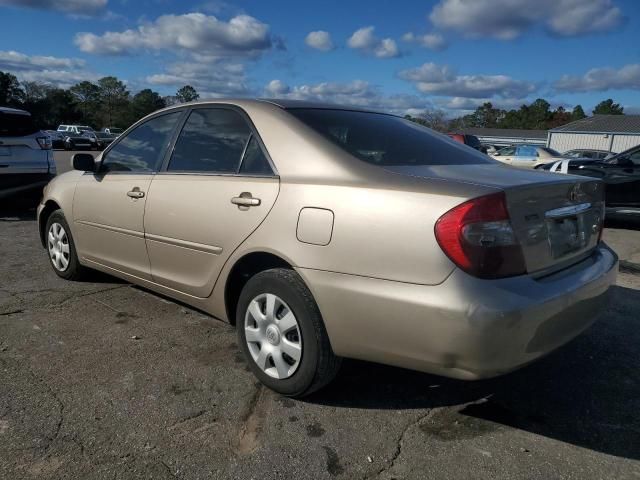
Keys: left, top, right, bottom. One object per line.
{"left": 45, "top": 210, "right": 87, "bottom": 280}
{"left": 236, "top": 268, "right": 341, "bottom": 397}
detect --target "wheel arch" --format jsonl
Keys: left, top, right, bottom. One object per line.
{"left": 224, "top": 251, "right": 293, "bottom": 325}
{"left": 38, "top": 200, "right": 62, "bottom": 248}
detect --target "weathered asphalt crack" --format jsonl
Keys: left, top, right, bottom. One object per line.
{"left": 0, "top": 309, "right": 24, "bottom": 316}
{"left": 167, "top": 409, "right": 207, "bottom": 431}
{"left": 160, "top": 459, "right": 178, "bottom": 479}
{"left": 236, "top": 384, "right": 268, "bottom": 455}
{"left": 363, "top": 409, "right": 435, "bottom": 480}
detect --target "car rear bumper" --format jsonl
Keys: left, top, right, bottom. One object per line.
{"left": 298, "top": 244, "right": 618, "bottom": 380}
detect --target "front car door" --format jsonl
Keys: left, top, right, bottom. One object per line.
{"left": 72, "top": 110, "right": 184, "bottom": 279}
{"left": 511, "top": 145, "right": 537, "bottom": 168}
{"left": 143, "top": 107, "right": 279, "bottom": 297}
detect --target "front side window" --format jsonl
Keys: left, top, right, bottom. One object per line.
{"left": 168, "top": 108, "right": 252, "bottom": 173}
{"left": 101, "top": 111, "right": 182, "bottom": 173}
{"left": 289, "top": 109, "right": 491, "bottom": 166}
{"left": 498, "top": 146, "right": 516, "bottom": 156}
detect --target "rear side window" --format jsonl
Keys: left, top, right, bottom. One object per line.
{"left": 0, "top": 112, "right": 38, "bottom": 137}
{"left": 288, "top": 109, "right": 491, "bottom": 166}
{"left": 168, "top": 108, "right": 252, "bottom": 173}
{"left": 239, "top": 136, "right": 273, "bottom": 175}
{"left": 101, "top": 111, "right": 182, "bottom": 173}
{"left": 516, "top": 145, "right": 536, "bottom": 157}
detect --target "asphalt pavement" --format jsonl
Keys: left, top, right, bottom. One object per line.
{"left": 0, "top": 155, "right": 639, "bottom": 479}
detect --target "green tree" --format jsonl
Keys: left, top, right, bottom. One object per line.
{"left": 176, "top": 85, "right": 199, "bottom": 103}
{"left": 571, "top": 105, "right": 586, "bottom": 120}
{"left": 130, "top": 89, "right": 166, "bottom": 122}
{"left": 0, "top": 71, "right": 25, "bottom": 107}
{"left": 467, "top": 102, "right": 504, "bottom": 128}
{"left": 593, "top": 99, "right": 624, "bottom": 115}
{"left": 70, "top": 81, "right": 100, "bottom": 125}
{"left": 97, "top": 76, "right": 130, "bottom": 127}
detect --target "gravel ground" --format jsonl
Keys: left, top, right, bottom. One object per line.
{"left": 1, "top": 162, "right": 639, "bottom": 479}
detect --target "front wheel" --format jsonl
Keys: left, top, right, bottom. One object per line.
{"left": 236, "top": 268, "right": 341, "bottom": 397}
{"left": 45, "top": 210, "right": 87, "bottom": 280}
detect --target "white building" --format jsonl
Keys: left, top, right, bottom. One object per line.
{"left": 547, "top": 115, "right": 640, "bottom": 154}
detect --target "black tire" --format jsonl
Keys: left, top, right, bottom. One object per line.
{"left": 44, "top": 209, "right": 88, "bottom": 281}
{"left": 236, "top": 268, "right": 341, "bottom": 397}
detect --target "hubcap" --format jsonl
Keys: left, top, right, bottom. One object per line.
{"left": 47, "top": 222, "right": 70, "bottom": 271}
{"left": 244, "top": 293, "right": 302, "bottom": 379}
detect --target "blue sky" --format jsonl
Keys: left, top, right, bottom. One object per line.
{"left": 0, "top": 0, "right": 639, "bottom": 116}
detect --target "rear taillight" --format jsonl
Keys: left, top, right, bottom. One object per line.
{"left": 435, "top": 192, "right": 526, "bottom": 279}
{"left": 36, "top": 136, "right": 52, "bottom": 150}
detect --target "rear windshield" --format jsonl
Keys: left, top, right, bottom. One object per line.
{"left": 288, "top": 109, "right": 492, "bottom": 166}
{"left": 0, "top": 112, "right": 39, "bottom": 137}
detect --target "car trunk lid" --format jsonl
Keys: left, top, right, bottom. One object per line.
{"left": 386, "top": 163, "right": 605, "bottom": 275}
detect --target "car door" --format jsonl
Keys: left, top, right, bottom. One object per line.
{"left": 72, "top": 110, "right": 184, "bottom": 279}
{"left": 493, "top": 146, "right": 515, "bottom": 165}
{"left": 143, "top": 107, "right": 279, "bottom": 298}
{"left": 511, "top": 145, "right": 537, "bottom": 168}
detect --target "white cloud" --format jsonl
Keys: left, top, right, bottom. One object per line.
{"left": 146, "top": 60, "right": 249, "bottom": 97}
{"left": 402, "top": 32, "right": 447, "bottom": 51}
{"left": 398, "top": 62, "right": 537, "bottom": 98}
{"left": 347, "top": 26, "right": 400, "bottom": 58}
{"left": 429, "top": 0, "right": 624, "bottom": 39}
{"left": 75, "top": 13, "right": 275, "bottom": 57}
{"left": 262, "top": 79, "right": 431, "bottom": 115}
{"left": 264, "top": 79, "right": 290, "bottom": 96}
{"left": 305, "top": 30, "right": 334, "bottom": 51}
{"left": 554, "top": 64, "right": 640, "bottom": 92}
{"left": 0, "top": 50, "right": 85, "bottom": 70}
{"left": 0, "top": 50, "right": 97, "bottom": 87}
{"left": 0, "top": 0, "right": 107, "bottom": 15}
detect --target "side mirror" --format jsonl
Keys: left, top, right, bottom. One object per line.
{"left": 72, "top": 153, "right": 96, "bottom": 172}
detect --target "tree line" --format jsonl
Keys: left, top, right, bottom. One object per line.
{"left": 0, "top": 70, "right": 199, "bottom": 130}
{"left": 406, "top": 98, "right": 625, "bottom": 132}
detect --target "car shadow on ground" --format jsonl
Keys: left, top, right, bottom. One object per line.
{"left": 309, "top": 284, "right": 640, "bottom": 461}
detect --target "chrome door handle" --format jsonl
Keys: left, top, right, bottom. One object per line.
{"left": 231, "top": 192, "right": 261, "bottom": 208}
{"left": 127, "top": 188, "right": 145, "bottom": 199}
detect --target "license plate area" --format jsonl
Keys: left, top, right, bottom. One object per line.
{"left": 545, "top": 203, "right": 598, "bottom": 259}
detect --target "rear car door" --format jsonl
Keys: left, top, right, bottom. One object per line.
{"left": 144, "top": 107, "right": 279, "bottom": 297}
{"left": 511, "top": 145, "right": 537, "bottom": 168}
{"left": 0, "top": 109, "right": 55, "bottom": 199}
{"left": 72, "top": 110, "right": 184, "bottom": 279}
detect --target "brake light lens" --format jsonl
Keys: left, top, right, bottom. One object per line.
{"left": 36, "top": 136, "right": 52, "bottom": 150}
{"left": 435, "top": 192, "right": 526, "bottom": 279}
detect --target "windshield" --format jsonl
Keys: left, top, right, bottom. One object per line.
{"left": 288, "top": 109, "right": 492, "bottom": 166}
{"left": 0, "top": 112, "right": 39, "bottom": 137}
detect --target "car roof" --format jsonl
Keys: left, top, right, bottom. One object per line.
{"left": 158, "top": 98, "right": 385, "bottom": 115}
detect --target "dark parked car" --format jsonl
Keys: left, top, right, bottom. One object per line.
{"left": 538, "top": 144, "right": 640, "bottom": 220}
{"left": 63, "top": 129, "right": 96, "bottom": 150}
{"left": 564, "top": 149, "right": 611, "bottom": 160}
{"left": 0, "top": 107, "right": 56, "bottom": 200}
{"left": 446, "top": 133, "right": 483, "bottom": 151}
{"left": 44, "top": 130, "right": 66, "bottom": 149}
{"left": 84, "top": 131, "right": 116, "bottom": 150}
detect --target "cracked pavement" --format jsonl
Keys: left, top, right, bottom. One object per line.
{"left": 1, "top": 200, "right": 639, "bottom": 479}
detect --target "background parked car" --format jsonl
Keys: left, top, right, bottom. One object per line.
{"left": 446, "top": 132, "right": 483, "bottom": 151}
{"left": 564, "top": 149, "right": 611, "bottom": 160}
{"left": 63, "top": 130, "right": 97, "bottom": 151}
{"left": 537, "top": 144, "right": 640, "bottom": 220}
{"left": 491, "top": 145, "right": 568, "bottom": 168}
{"left": 0, "top": 107, "right": 56, "bottom": 200}
{"left": 102, "top": 127, "right": 124, "bottom": 136}
{"left": 57, "top": 125, "right": 95, "bottom": 135}
{"left": 84, "top": 131, "right": 116, "bottom": 150}
{"left": 44, "top": 130, "right": 66, "bottom": 149}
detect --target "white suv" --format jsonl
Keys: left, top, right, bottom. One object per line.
{"left": 1, "top": 107, "right": 56, "bottom": 200}
{"left": 57, "top": 125, "right": 95, "bottom": 134}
